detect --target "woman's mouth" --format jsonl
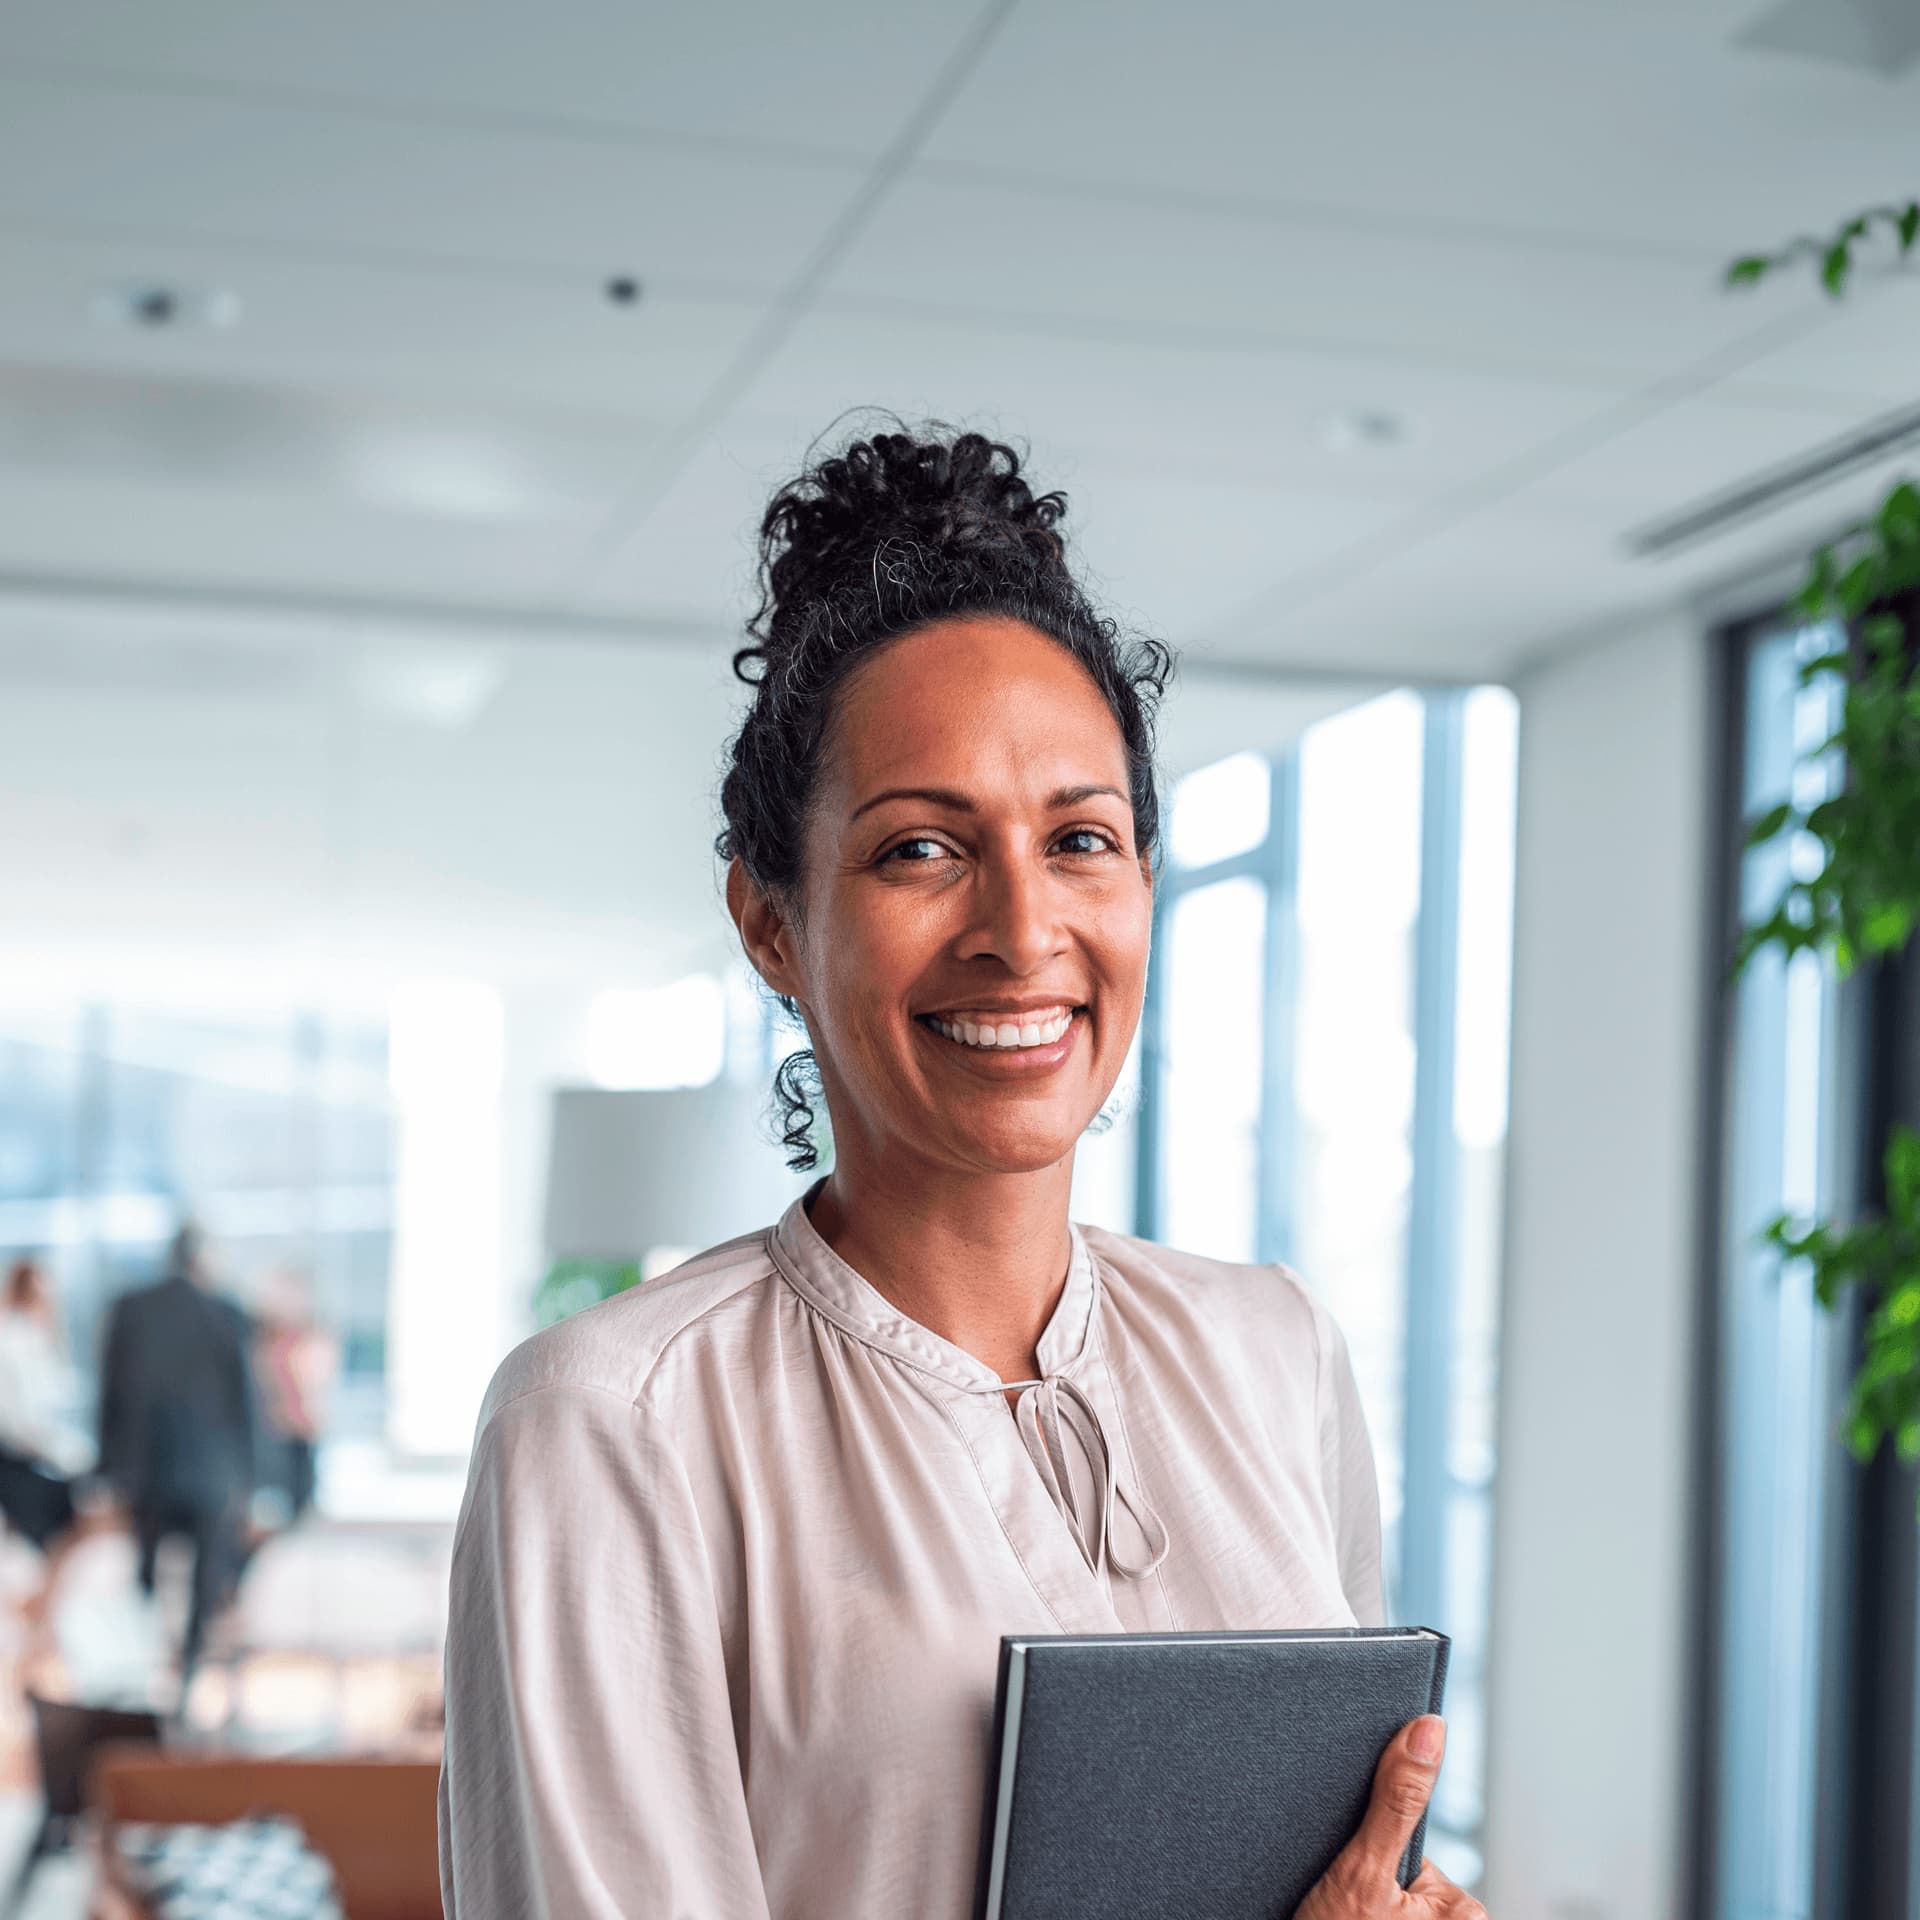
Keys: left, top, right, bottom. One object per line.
{"left": 915, "top": 1006, "right": 1083, "bottom": 1053}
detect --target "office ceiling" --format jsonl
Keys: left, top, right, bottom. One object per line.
{"left": 0, "top": 0, "right": 1915, "bottom": 686}
{"left": 0, "top": 1, "right": 1916, "bottom": 996}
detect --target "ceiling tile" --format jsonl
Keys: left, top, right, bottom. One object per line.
{"left": 1204, "top": 510, "right": 1652, "bottom": 680}
{"left": 918, "top": 0, "right": 1920, "bottom": 251}
{"left": 574, "top": 429, "right": 801, "bottom": 625}
{"left": 0, "top": 469, "right": 611, "bottom": 604}
{"left": 1520, "top": 390, "right": 1884, "bottom": 524}
{"left": 1721, "top": 269, "right": 1920, "bottom": 407}
{"left": 0, "top": 362, "right": 665, "bottom": 523}
{"left": 0, "top": 231, "right": 769, "bottom": 418}
{"left": 7, "top": 0, "right": 989, "bottom": 160}
{"left": 0, "top": 78, "right": 859, "bottom": 284}
{"left": 724, "top": 308, "right": 1633, "bottom": 495}
{"left": 1063, "top": 464, "right": 1405, "bottom": 640}
{"left": 827, "top": 175, "right": 1831, "bottom": 381}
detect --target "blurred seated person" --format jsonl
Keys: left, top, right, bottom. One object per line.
{"left": 252, "top": 1267, "right": 338, "bottom": 1525}
{"left": 98, "top": 1223, "right": 261, "bottom": 1680}
{"left": 0, "top": 1255, "right": 100, "bottom": 1635}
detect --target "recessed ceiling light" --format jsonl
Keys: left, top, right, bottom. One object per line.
{"left": 1318, "top": 408, "right": 1411, "bottom": 454}
{"left": 91, "top": 280, "right": 240, "bottom": 332}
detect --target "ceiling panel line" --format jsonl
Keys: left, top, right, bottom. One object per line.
{"left": 5, "top": 60, "right": 873, "bottom": 174}
{"left": 798, "top": 287, "right": 1714, "bottom": 397}
{"left": 0, "top": 568, "right": 737, "bottom": 655}
{"left": 554, "top": 0, "right": 1023, "bottom": 607}
{"left": 908, "top": 157, "right": 1721, "bottom": 270}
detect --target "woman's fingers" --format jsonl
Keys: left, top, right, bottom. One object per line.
{"left": 1294, "top": 1727, "right": 1493, "bottom": 1920}
{"left": 1343, "top": 1714, "right": 1446, "bottom": 1886}
{"left": 1406, "top": 1860, "right": 1489, "bottom": 1915}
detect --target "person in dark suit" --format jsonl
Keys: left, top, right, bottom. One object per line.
{"left": 97, "top": 1221, "right": 261, "bottom": 1677}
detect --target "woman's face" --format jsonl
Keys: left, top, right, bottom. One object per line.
{"left": 736, "top": 615, "right": 1154, "bottom": 1179}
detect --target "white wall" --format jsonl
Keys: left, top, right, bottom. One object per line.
{"left": 1485, "top": 611, "right": 1712, "bottom": 1920}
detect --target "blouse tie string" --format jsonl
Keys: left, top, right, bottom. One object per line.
{"left": 997, "top": 1372, "right": 1171, "bottom": 1583}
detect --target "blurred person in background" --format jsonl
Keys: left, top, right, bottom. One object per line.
{"left": 98, "top": 1222, "right": 261, "bottom": 1680}
{"left": 0, "top": 1256, "right": 99, "bottom": 1643}
{"left": 251, "top": 1267, "right": 338, "bottom": 1525}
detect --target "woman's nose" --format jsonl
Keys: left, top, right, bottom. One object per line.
{"left": 964, "top": 858, "right": 1070, "bottom": 976}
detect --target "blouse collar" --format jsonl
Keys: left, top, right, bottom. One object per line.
{"left": 767, "top": 1176, "right": 1101, "bottom": 1392}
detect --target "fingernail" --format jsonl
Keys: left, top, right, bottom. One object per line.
{"left": 1410, "top": 1715, "right": 1445, "bottom": 1762}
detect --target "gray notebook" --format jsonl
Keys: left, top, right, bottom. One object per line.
{"left": 974, "top": 1626, "right": 1451, "bottom": 1920}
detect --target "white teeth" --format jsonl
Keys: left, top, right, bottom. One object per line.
{"left": 929, "top": 1011, "right": 1075, "bottom": 1051}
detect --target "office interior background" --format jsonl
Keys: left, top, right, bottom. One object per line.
{"left": 0, "top": 3, "right": 1916, "bottom": 1916}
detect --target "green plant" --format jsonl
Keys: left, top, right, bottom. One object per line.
{"left": 1727, "top": 197, "right": 1919, "bottom": 297}
{"left": 1734, "top": 479, "right": 1920, "bottom": 980}
{"left": 534, "top": 1256, "right": 644, "bottom": 1328}
{"left": 1764, "top": 1127, "right": 1920, "bottom": 1471}
{"left": 1732, "top": 199, "right": 1920, "bottom": 1497}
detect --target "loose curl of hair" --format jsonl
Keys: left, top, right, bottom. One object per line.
{"left": 715, "top": 421, "right": 1175, "bottom": 1171}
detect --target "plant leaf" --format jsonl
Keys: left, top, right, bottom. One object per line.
{"left": 1864, "top": 611, "right": 1908, "bottom": 656}
{"left": 1880, "top": 481, "right": 1920, "bottom": 549}
{"left": 1889, "top": 1126, "right": 1920, "bottom": 1218}
{"left": 1866, "top": 901, "right": 1917, "bottom": 954}
{"left": 1823, "top": 241, "right": 1853, "bottom": 295}
{"left": 1746, "top": 800, "right": 1795, "bottom": 847}
{"left": 1841, "top": 554, "right": 1881, "bottom": 617}
{"left": 1794, "top": 549, "right": 1837, "bottom": 621}
{"left": 1798, "top": 646, "right": 1853, "bottom": 685}
{"left": 1901, "top": 202, "right": 1920, "bottom": 253}
{"left": 1726, "top": 254, "right": 1772, "bottom": 287}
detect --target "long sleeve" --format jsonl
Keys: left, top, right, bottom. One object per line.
{"left": 438, "top": 1381, "right": 771, "bottom": 1920}
{"left": 1305, "top": 1289, "right": 1387, "bottom": 1629}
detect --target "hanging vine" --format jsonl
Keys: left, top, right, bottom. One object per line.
{"left": 1730, "top": 199, "right": 1920, "bottom": 1487}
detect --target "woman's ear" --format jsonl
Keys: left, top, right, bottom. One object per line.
{"left": 727, "top": 857, "right": 806, "bottom": 1002}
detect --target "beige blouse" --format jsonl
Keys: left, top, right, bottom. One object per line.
{"left": 438, "top": 1179, "right": 1385, "bottom": 1920}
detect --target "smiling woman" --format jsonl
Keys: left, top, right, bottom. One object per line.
{"left": 437, "top": 425, "right": 1487, "bottom": 1920}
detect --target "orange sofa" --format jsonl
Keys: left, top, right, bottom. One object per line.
{"left": 89, "top": 1750, "right": 443, "bottom": 1920}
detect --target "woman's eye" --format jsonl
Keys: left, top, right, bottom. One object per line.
{"left": 1056, "top": 828, "right": 1116, "bottom": 856}
{"left": 883, "top": 836, "right": 950, "bottom": 865}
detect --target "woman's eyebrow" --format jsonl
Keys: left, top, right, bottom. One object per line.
{"left": 847, "top": 782, "right": 1126, "bottom": 824}
{"left": 1047, "top": 783, "right": 1128, "bottom": 810}
{"left": 848, "top": 785, "right": 973, "bottom": 823}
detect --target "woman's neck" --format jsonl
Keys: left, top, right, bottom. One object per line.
{"left": 806, "top": 1154, "right": 1077, "bottom": 1387}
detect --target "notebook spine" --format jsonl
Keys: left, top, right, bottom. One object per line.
{"left": 1399, "top": 1634, "right": 1453, "bottom": 1891}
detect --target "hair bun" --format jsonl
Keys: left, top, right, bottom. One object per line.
{"left": 743, "top": 425, "right": 1071, "bottom": 679}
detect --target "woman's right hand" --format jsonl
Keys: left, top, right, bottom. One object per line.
{"left": 1293, "top": 1716, "right": 1487, "bottom": 1920}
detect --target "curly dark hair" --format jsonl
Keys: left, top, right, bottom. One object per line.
{"left": 715, "top": 421, "right": 1175, "bottom": 1171}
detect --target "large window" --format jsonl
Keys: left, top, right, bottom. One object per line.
{"left": 1138, "top": 685, "right": 1519, "bottom": 1886}
{"left": 1706, "top": 613, "right": 1920, "bottom": 1919}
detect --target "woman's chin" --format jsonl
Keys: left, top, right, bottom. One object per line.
{"left": 931, "top": 1107, "right": 1094, "bottom": 1177}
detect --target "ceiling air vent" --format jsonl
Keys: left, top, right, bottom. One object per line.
{"left": 1623, "top": 399, "right": 1920, "bottom": 559}
{"left": 1739, "top": 0, "right": 1920, "bottom": 76}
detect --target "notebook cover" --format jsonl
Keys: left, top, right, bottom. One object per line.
{"left": 974, "top": 1626, "right": 1450, "bottom": 1920}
